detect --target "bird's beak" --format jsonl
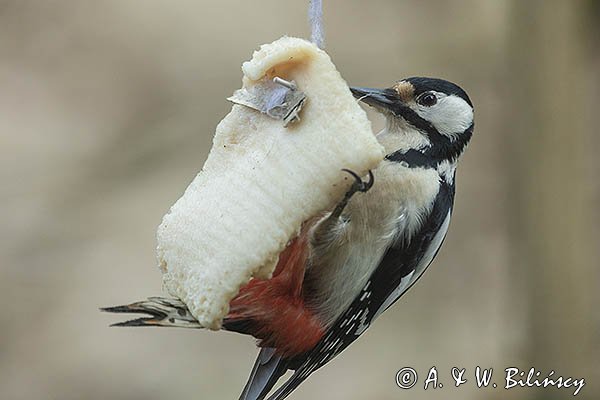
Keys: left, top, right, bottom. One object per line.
{"left": 350, "top": 87, "right": 397, "bottom": 111}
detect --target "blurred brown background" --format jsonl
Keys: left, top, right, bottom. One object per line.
{"left": 1, "top": 1, "right": 598, "bottom": 399}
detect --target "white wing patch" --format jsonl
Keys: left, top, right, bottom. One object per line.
{"left": 437, "top": 160, "right": 457, "bottom": 186}
{"left": 373, "top": 210, "right": 452, "bottom": 319}
{"left": 354, "top": 308, "right": 370, "bottom": 336}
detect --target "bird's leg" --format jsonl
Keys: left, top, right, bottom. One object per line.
{"left": 310, "top": 170, "right": 374, "bottom": 249}
{"left": 101, "top": 297, "right": 203, "bottom": 328}
{"left": 330, "top": 169, "right": 374, "bottom": 219}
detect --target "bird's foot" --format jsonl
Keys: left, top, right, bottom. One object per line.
{"left": 342, "top": 169, "right": 374, "bottom": 195}
{"left": 101, "top": 297, "right": 203, "bottom": 329}
{"left": 329, "top": 169, "right": 375, "bottom": 219}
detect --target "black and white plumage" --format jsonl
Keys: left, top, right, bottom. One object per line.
{"left": 241, "top": 77, "right": 474, "bottom": 400}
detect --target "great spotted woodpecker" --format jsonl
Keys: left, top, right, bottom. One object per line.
{"left": 105, "top": 77, "right": 474, "bottom": 400}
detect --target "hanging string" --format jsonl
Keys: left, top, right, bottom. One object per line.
{"left": 309, "top": 0, "right": 325, "bottom": 49}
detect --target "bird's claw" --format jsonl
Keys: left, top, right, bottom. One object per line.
{"left": 329, "top": 169, "right": 375, "bottom": 219}
{"left": 101, "top": 297, "right": 203, "bottom": 328}
{"left": 342, "top": 169, "right": 374, "bottom": 194}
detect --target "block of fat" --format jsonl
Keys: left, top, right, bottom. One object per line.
{"left": 156, "top": 36, "right": 384, "bottom": 329}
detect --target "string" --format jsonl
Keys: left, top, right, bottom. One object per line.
{"left": 309, "top": 0, "right": 324, "bottom": 49}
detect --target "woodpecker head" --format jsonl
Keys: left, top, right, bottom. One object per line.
{"left": 351, "top": 77, "right": 474, "bottom": 163}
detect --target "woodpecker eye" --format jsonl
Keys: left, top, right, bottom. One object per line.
{"left": 417, "top": 92, "right": 437, "bottom": 107}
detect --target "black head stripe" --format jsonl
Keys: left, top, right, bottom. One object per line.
{"left": 405, "top": 77, "right": 473, "bottom": 108}
{"left": 389, "top": 103, "right": 473, "bottom": 163}
{"left": 391, "top": 104, "right": 439, "bottom": 137}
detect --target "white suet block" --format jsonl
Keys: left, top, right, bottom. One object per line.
{"left": 157, "top": 36, "right": 384, "bottom": 330}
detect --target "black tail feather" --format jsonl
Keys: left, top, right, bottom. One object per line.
{"left": 239, "top": 347, "right": 289, "bottom": 400}
{"left": 101, "top": 297, "right": 203, "bottom": 329}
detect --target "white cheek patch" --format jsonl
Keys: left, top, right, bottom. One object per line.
{"left": 415, "top": 93, "right": 473, "bottom": 140}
